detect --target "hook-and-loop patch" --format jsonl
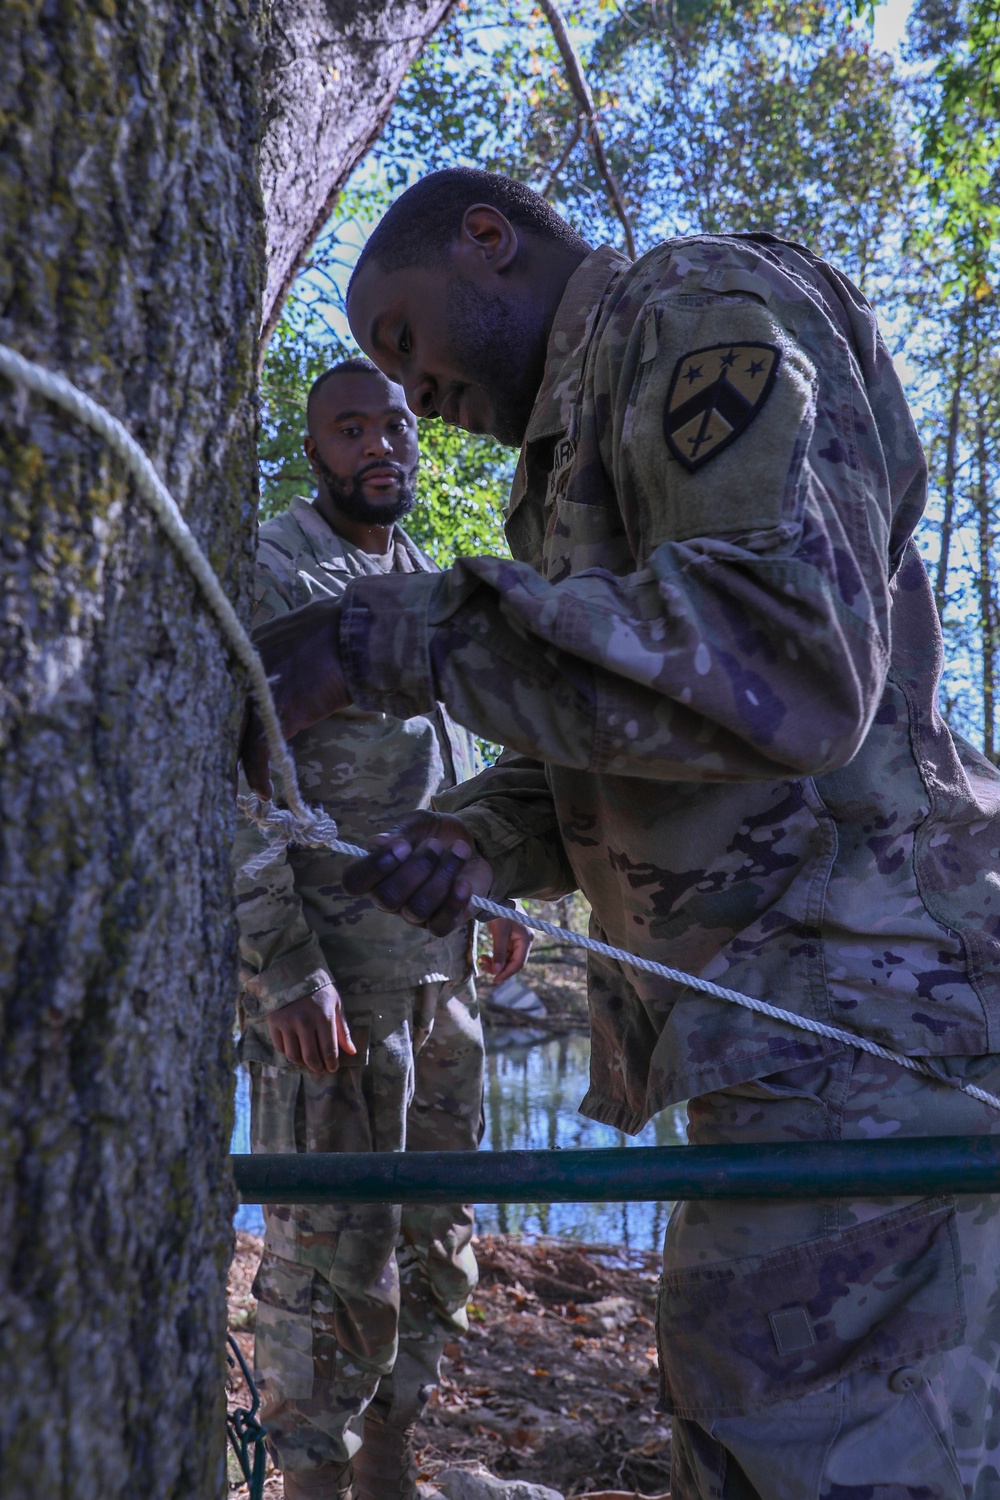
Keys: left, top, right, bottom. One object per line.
{"left": 664, "top": 342, "right": 782, "bottom": 472}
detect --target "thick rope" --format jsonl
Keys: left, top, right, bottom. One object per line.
{"left": 4, "top": 340, "right": 999, "bottom": 1118}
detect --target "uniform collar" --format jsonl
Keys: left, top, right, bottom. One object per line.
{"left": 287, "top": 493, "right": 352, "bottom": 564}
{"left": 522, "top": 243, "right": 630, "bottom": 444}
{"left": 286, "top": 494, "right": 430, "bottom": 575}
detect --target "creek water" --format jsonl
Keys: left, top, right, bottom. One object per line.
{"left": 232, "top": 1029, "right": 687, "bottom": 1251}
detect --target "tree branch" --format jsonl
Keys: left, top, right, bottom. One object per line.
{"left": 536, "top": 0, "right": 637, "bottom": 258}
{"left": 541, "top": 112, "right": 585, "bottom": 198}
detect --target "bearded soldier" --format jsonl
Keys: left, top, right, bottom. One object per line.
{"left": 242, "top": 173, "right": 1000, "bottom": 1499}
{"left": 235, "top": 357, "right": 529, "bottom": 1500}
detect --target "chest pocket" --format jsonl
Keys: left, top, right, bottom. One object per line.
{"left": 541, "top": 423, "right": 636, "bottom": 583}
{"left": 543, "top": 496, "right": 634, "bottom": 583}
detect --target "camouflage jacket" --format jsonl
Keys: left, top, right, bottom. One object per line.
{"left": 234, "top": 496, "right": 478, "bottom": 1038}
{"left": 338, "top": 236, "right": 1000, "bottom": 1133}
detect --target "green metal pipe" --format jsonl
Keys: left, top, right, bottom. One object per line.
{"left": 232, "top": 1135, "right": 1000, "bottom": 1204}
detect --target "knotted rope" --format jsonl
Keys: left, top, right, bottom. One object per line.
{"left": 3, "top": 339, "right": 999, "bottom": 1116}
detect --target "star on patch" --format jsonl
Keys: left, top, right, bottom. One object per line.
{"left": 663, "top": 342, "right": 781, "bottom": 472}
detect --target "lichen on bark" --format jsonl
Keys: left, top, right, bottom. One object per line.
{"left": 0, "top": 3, "right": 262, "bottom": 1495}
{"left": 0, "top": 1, "right": 453, "bottom": 1494}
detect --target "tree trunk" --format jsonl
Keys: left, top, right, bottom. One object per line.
{"left": 259, "top": 0, "right": 455, "bottom": 347}
{"left": 975, "top": 409, "right": 998, "bottom": 762}
{"left": 934, "top": 308, "right": 968, "bottom": 624}
{"left": 0, "top": 3, "right": 447, "bottom": 1492}
{"left": 0, "top": 6, "right": 264, "bottom": 1497}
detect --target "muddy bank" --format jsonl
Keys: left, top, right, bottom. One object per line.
{"left": 227, "top": 1231, "right": 671, "bottom": 1499}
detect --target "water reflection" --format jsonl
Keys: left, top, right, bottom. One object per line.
{"left": 478, "top": 1031, "right": 686, "bottom": 1251}
{"left": 232, "top": 1030, "right": 687, "bottom": 1250}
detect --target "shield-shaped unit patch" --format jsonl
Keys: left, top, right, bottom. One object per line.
{"left": 664, "top": 342, "right": 781, "bottom": 472}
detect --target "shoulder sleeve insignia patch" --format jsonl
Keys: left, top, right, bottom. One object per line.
{"left": 664, "top": 342, "right": 781, "bottom": 472}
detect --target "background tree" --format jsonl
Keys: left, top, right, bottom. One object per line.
{"left": 898, "top": 0, "right": 1000, "bottom": 754}
{"left": 0, "top": 3, "right": 453, "bottom": 1497}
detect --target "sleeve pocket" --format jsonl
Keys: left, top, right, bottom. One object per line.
{"left": 621, "top": 294, "right": 817, "bottom": 549}
{"left": 657, "top": 1195, "right": 965, "bottom": 1419}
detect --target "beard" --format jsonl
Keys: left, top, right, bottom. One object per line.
{"left": 446, "top": 275, "right": 546, "bottom": 448}
{"left": 315, "top": 454, "right": 416, "bottom": 526}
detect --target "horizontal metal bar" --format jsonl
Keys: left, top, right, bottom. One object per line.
{"left": 232, "top": 1136, "right": 1000, "bottom": 1204}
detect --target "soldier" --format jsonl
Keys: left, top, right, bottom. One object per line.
{"left": 234, "top": 356, "right": 531, "bottom": 1500}
{"left": 241, "top": 172, "right": 1000, "bottom": 1498}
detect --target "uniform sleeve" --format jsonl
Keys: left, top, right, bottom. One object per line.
{"left": 233, "top": 541, "right": 334, "bottom": 1017}
{"left": 340, "top": 292, "right": 892, "bottom": 786}
{"left": 433, "top": 750, "right": 578, "bottom": 902}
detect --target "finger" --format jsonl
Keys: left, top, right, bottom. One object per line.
{"left": 298, "top": 1024, "right": 325, "bottom": 1074}
{"left": 320, "top": 1018, "right": 340, "bottom": 1074}
{"left": 342, "top": 813, "right": 439, "bottom": 894}
{"left": 337, "top": 1013, "right": 356, "bottom": 1056}
{"left": 342, "top": 835, "right": 414, "bottom": 897}
{"left": 425, "top": 872, "right": 478, "bottom": 938}
{"left": 267, "top": 1020, "right": 290, "bottom": 1060}
{"left": 398, "top": 843, "right": 475, "bottom": 925}
{"left": 280, "top": 1026, "right": 304, "bottom": 1069}
{"left": 365, "top": 838, "right": 457, "bottom": 917}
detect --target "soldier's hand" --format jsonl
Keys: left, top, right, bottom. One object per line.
{"left": 266, "top": 984, "right": 356, "bottom": 1073}
{"left": 342, "top": 811, "right": 493, "bottom": 936}
{"left": 482, "top": 913, "right": 534, "bottom": 984}
{"left": 241, "top": 599, "right": 352, "bottom": 798}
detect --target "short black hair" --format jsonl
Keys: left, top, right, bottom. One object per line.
{"left": 349, "top": 169, "right": 591, "bottom": 288}
{"left": 306, "top": 357, "right": 389, "bottom": 435}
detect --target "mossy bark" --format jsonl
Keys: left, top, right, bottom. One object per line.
{"left": 0, "top": 2, "right": 453, "bottom": 1493}
{"left": 0, "top": 3, "right": 262, "bottom": 1496}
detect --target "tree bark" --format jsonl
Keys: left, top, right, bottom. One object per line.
{"left": 0, "top": 4, "right": 449, "bottom": 1494}
{"left": 975, "top": 408, "right": 997, "bottom": 762}
{"left": 933, "top": 308, "right": 967, "bottom": 624}
{"left": 259, "top": 0, "right": 455, "bottom": 348}
{"left": 0, "top": 6, "right": 264, "bottom": 1497}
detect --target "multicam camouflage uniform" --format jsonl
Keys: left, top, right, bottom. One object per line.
{"left": 336, "top": 237, "right": 1000, "bottom": 1496}
{"left": 233, "top": 497, "right": 483, "bottom": 1476}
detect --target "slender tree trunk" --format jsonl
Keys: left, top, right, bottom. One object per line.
{"left": 934, "top": 309, "right": 968, "bottom": 623}
{"left": 975, "top": 409, "right": 997, "bottom": 762}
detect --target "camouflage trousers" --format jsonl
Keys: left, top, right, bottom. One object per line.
{"left": 248, "top": 976, "right": 483, "bottom": 1476}
{"left": 657, "top": 1049, "right": 1000, "bottom": 1500}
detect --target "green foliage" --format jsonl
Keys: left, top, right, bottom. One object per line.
{"left": 380, "top": 0, "right": 914, "bottom": 289}
{"left": 401, "top": 420, "right": 510, "bottom": 564}
{"left": 909, "top": 0, "right": 1000, "bottom": 295}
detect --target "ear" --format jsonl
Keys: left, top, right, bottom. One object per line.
{"left": 303, "top": 435, "right": 317, "bottom": 465}
{"left": 455, "top": 203, "right": 519, "bottom": 275}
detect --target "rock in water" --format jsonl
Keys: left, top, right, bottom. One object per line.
{"left": 435, "top": 1468, "right": 564, "bottom": 1500}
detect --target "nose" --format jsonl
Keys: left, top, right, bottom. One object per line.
{"left": 363, "top": 430, "right": 392, "bottom": 457}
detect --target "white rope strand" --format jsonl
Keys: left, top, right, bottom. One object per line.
{"left": 236, "top": 794, "right": 1000, "bottom": 1113}
{"left": 5, "top": 340, "right": 999, "bottom": 1119}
